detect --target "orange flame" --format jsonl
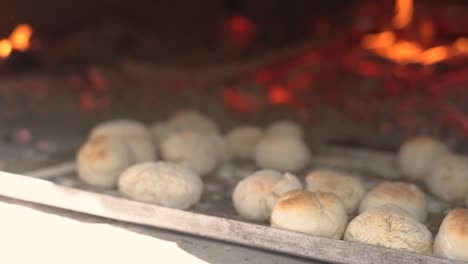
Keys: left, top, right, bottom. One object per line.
{"left": 0, "top": 24, "right": 33, "bottom": 60}
{"left": 361, "top": 0, "right": 467, "bottom": 65}
{"left": 453, "top": 38, "right": 468, "bottom": 55}
{"left": 0, "top": 39, "right": 12, "bottom": 59}
{"left": 9, "top": 24, "right": 33, "bottom": 51}
{"left": 393, "top": 0, "right": 413, "bottom": 29}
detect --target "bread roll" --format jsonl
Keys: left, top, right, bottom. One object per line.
{"left": 254, "top": 134, "right": 311, "bottom": 172}
{"left": 266, "top": 120, "right": 303, "bottom": 138}
{"left": 232, "top": 170, "right": 302, "bottom": 221}
{"left": 226, "top": 126, "right": 263, "bottom": 160}
{"left": 398, "top": 136, "right": 449, "bottom": 181}
{"left": 305, "top": 170, "right": 366, "bottom": 214}
{"left": 344, "top": 205, "right": 433, "bottom": 255}
{"left": 89, "top": 119, "right": 156, "bottom": 162}
{"left": 359, "top": 181, "right": 427, "bottom": 222}
{"left": 118, "top": 162, "right": 203, "bottom": 209}
{"left": 433, "top": 208, "right": 468, "bottom": 261}
{"left": 90, "top": 119, "right": 151, "bottom": 138}
{"left": 426, "top": 154, "right": 468, "bottom": 203}
{"left": 77, "top": 136, "right": 134, "bottom": 188}
{"left": 168, "top": 110, "right": 219, "bottom": 134}
{"left": 160, "top": 130, "right": 220, "bottom": 176}
{"left": 271, "top": 190, "right": 347, "bottom": 239}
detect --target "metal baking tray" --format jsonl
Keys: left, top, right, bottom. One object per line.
{"left": 0, "top": 145, "right": 463, "bottom": 264}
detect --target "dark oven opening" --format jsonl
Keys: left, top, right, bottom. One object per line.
{"left": 1, "top": 0, "right": 468, "bottom": 169}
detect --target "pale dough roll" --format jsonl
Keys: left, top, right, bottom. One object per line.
{"left": 398, "top": 136, "right": 449, "bottom": 181}
{"left": 160, "top": 130, "right": 219, "bottom": 176}
{"left": 266, "top": 120, "right": 303, "bottom": 138}
{"left": 168, "top": 110, "right": 219, "bottom": 134}
{"left": 271, "top": 190, "right": 348, "bottom": 239}
{"left": 426, "top": 154, "right": 468, "bottom": 203}
{"left": 118, "top": 162, "right": 203, "bottom": 209}
{"left": 305, "top": 170, "right": 366, "bottom": 214}
{"left": 89, "top": 119, "right": 156, "bottom": 162}
{"left": 90, "top": 119, "right": 152, "bottom": 139}
{"left": 344, "top": 205, "right": 433, "bottom": 255}
{"left": 226, "top": 126, "right": 263, "bottom": 160}
{"left": 359, "top": 181, "right": 427, "bottom": 222}
{"left": 254, "top": 134, "right": 311, "bottom": 172}
{"left": 77, "top": 136, "right": 134, "bottom": 188}
{"left": 232, "top": 170, "right": 302, "bottom": 221}
{"left": 433, "top": 208, "right": 468, "bottom": 261}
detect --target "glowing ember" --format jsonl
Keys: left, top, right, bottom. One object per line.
{"left": 0, "top": 39, "right": 12, "bottom": 59}
{"left": 228, "top": 16, "right": 256, "bottom": 48}
{"left": 0, "top": 24, "right": 33, "bottom": 60}
{"left": 361, "top": 31, "right": 395, "bottom": 50}
{"left": 10, "top": 24, "right": 33, "bottom": 51}
{"left": 453, "top": 38, "right": 468, "bottom": 55}
{"left": 268, "top": 85, "right": 293, "bottom": 105}
{"left": 361, "top": 0, "right": 467, "bottom": 65}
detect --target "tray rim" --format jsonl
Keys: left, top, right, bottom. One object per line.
{"left": 0, "top": 167, "right": 464, "bottom": 264}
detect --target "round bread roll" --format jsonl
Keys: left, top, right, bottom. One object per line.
{"left": 254, "top": 134, "right": 311, "bottom": 172}
{"left": 226, "top": 126, "right": 263, "bottom": 160}
{"left": 266, "top": 120, "right": 303, "bottom": 138}
{"left": 344, "top": 205, "right": 433, "bottom": 255}
{"left": 168, "top": 110, "right": 219, "bottom": 134}
{"left": 89, "top": 119, "right": 156, "bottom": 162}
{"left": 232, "top": 170, "right": 302, "bottom": 221}
{"left": 271, "top": 190, "right": 348, "bottom": 239}
{"left": 434, "top": 208, "right": 468, "bottom": 261}
{"left": 90, "top": 119, "right": 151, "bottom": 138}
{"left": 305, "top": 170, "right": 366, "bottom": 214}
{"left": 426, "top": 154, "right": 468, "bottom": 203}
{"left": 160, "top": 130, "right": 220, "bottom": 176}
{"left": 398, "top": 136, "right": 449, "bottom": 181}
{"left": 77, "top": 136, "right": 134, "bottom": 188}
{"left": 359, "top": 181, "right": 427, "bottom": 222}
{"left": 118, "top": 162, "right": 203, "bottom": 209}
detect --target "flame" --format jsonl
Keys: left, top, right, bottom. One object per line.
{"left": 0, "top": 39, "right": 12, "bottom": 58}
{"left": 10, "top": 24, "right": 33, "bottom": 51}
{"left": 361, "top": 0, "right": 467, "bottom": 65}
{"left": 0, "top": 24, "right": 33, "bottom": 60}
{"left": 361, "top": 31, "right": 395, "bottom": 50}
{"left": 453, "top": 38, "right": 468, "bottom": 55}
{"left": 393, "top": 0, "right": 413, "bottom": 29}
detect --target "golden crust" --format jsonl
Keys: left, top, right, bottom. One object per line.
{"left": 275, "top": 190, "right": 340, "bottom": 212}
{"left": 369, "top": 181, "right": 421, "bottom": 200}
{"left": 80, "top": 136, "right": 111, "bottom": 162}
{"left": 444, "top": 208, "right": 468, "bottom": 237}
{"left": 306, "top": 170, "right": 355, "bottom": 191}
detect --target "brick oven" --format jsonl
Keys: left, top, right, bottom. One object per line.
{"left": 0, "top": 0, "right": 468, "bottom": 263}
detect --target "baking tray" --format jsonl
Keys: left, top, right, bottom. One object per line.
{"left": 0, "top": 145, "right": 463, "bottom": 264}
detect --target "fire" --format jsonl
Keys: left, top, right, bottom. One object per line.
{"left": 361, "top": 0, "right": 467, "bottom": 65}
{"left": 10, "top": 24, "right": 33, "bottom": 51}
{"left": 0, "top": 40, "right": 12, "bottom": 59}
{"left": 393, "top": 0, "right": 413, "bottom": 29}
{"left": 0, "top": 24, "right": 33, "bottom": 60}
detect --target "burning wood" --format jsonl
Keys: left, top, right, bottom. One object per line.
{"left": 361, "top": 0, "right": 468, "bottom": 65}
